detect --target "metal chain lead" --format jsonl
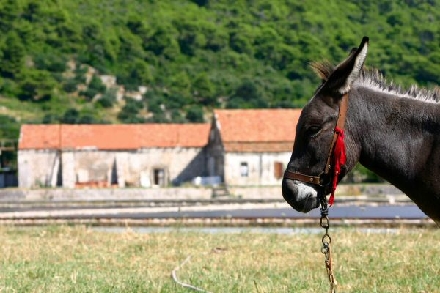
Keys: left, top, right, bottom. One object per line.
{"left": 319, "top": 195, "right": 337, "bottom": 293}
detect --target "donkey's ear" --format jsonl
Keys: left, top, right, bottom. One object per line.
{"left": 348, "top": 47, "right": 357, "bottom": 56}
{"left": 325, "top": 37, "right": 369, "bottom": 95}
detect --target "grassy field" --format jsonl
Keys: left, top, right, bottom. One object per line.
{"left": 0, "top": 226, "right": 438, "bottom": 293}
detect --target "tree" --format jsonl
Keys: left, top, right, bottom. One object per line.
{"left": 0, "top": 0, "right": 436, "bottom": 131}
{"left": 145, "top": 25, "right": 180, "bottom": 60}
{"left": 74, "top": 65, "right": 88, "bottom": 84}
{"left": 89, "top": 75, "right": 106, "bottom": 93}
{"left": 226, "top": 79, "right": 268, "bottom": 109}
{"left": 63, "top": 78, "right": 78, "bottom": 93}
{"left": 0, "top": 0, "right": 23, "bottom": 32}
{"left": 62, "top": 108, "right": 79, "bottom": 124}
{"left": 191, "top": 0, "right": 210, "bottom": 7}
{"left": 17, "top": 69, "right": 57, "bottom": 102}
{"left": 169, "top": 72, "right": 192, "bottom": 100}
{"left": 33, "top": 54, "right": 67, "bottom": 73}
{"left": 78, "top": 22, "right": 107, "bottom": 68}
{"left": 97, "top": 88, "right": 117, "bottom": 108}
{"left": 78, "top": 115, "right": 96, "bottom": 124}
{"left": 0, "top": 114, "right": 19, "bottom": 139}
{"left": 171, "top": 109, "right": 186, "bottom": 123}
{"left": 192, "top": 73, "right": 215, "bottom": 105}
{"left": 0, "top": 31, "right": 25, "bottom": 78}
{"left": 176, "top": 20, "right": 206, "bottom": 56}
{"left": 80, "top": 75, "right": 106, "bottom": 101}
{"left": 42, "top": 113, "right": 59, "bottom": 124}
{"left": 117, "top": 61, "right": 154, "bottom": 87}
{"left": 149, "top": 112, "right": 169, "bottom": 123}
{"left": 117, "top": 98, "right": 144, "bottom": 123}
{"left": 186, "top": 105, "right": 205, "bottom": 122}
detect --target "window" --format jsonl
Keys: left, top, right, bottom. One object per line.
{"left": 153, "top": 168, "right": 165, "bottom": 186}
{"left": 274, "top": 162, "right": 284, "bottom": 179}
{"left": 240, "top": 162, "right": 249, "bottom": 177}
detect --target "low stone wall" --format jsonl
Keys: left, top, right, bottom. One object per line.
{"left": 0, "top": 188, "right": 213, "bottom": 201}
{"left": 0, "top": 184, "right": 404, "bottom": 202}
{"left": 231, "top": 184, "right": 404, "bottom": 199}
{"left": 228, "top": 186, "right": 282, "bottom": 199}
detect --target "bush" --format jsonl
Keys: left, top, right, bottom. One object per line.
{"left": 63, "top": 79, "right": 78, "bottom": 93}
{"left": 42, "top": 114, "right": 60, "bottom": 124}
{"left": 61, "top": 108, "right": 79, "bottom": 124}
{"left": 186, "top": 105, "right": 204, "bottom": 122}
{"left": 33, "top": 54, "right": 67, "bottom": 73}
{"left": 88, "top": 75, "right": 106, "bottom": 93}
{"left": 78, "top": 115, "right": 96, "bottom": 124}
{"left": 74, "top": 65, "right": 88, "bottom": 84}
{"left": 79, "top": 88, "right": 98, "bottom": 101}
{"left": 117, "top": 98, "right": 144, "bottom": 123}
{"left": 97, "top": 89, "right": 117, "bottom": 108}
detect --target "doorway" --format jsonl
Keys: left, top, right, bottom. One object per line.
{"left": 153, "top": 168, "right": 166, "bottom": 186}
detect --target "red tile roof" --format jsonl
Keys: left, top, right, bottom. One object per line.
{"left": 214, "top": 109, "right": 301, "bottom": 152}
{"left": 19, "top": 124, "right": 210, "bottom": 150}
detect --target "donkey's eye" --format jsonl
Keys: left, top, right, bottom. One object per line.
{"left": 306, "top": 125, "right": 321, "bottom": 136}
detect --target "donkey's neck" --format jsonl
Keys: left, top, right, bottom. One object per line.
{"left": 349, "top": 86, "right": 440, "bottom": 224}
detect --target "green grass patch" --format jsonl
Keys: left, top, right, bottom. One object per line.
{"left": 0, "top": 226, "right": 438, "bottom": 292}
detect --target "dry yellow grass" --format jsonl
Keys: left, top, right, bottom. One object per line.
{"left": 0, "top": 226, "right": 438, "bottom": 292}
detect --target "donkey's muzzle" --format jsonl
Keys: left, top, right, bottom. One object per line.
{"left": 282, "top": 178, "right": 320, "bottom": 213}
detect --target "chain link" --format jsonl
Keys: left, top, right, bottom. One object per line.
{"left": 320, "top": 197, "right": 337, "bottom": 293}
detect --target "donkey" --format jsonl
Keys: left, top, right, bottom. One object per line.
{"left": 282, "top": 37, "right": 440, "bottom": 225}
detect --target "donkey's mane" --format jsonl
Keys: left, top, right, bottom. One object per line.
{"left": 311, "top": 61, "right": 440, "bottom": 103}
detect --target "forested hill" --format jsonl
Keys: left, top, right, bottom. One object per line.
{"left": 0, "top": 0, "right": 439, "bottom": 143}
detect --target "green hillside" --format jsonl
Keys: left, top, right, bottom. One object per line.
{"left": 0, "top": 0, "right": 439, "bottom": 158}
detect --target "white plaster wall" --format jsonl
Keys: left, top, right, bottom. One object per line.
{"left": 19, "top": 148, "right": 290, "bottom": 188}
{"left": 73, "top": 151, "right": 115, "bottom": 179}
{"left": 115, "top": 152, "right": 129, "bottom": 188}
{"left": 127, "top": 147, "right": 205, "bottom": 186}
{"left": 20, "top": 147, "right": 206, "bottom": 189}
{"left": 62, "top": 151, "right": 76, "bottom": 188}
{"left": 224, "top": 152, "right": 291, "bottom": 186}
{"left": 18, "top": 150, "right": 58, "bottom": 188}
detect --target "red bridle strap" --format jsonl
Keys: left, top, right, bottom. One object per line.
{"left": 329, "top": 126, "right": 346, "bottom": 205}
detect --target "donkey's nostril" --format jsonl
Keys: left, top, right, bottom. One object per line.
{"left": 282, "top": 178, "right": 319, "bottom": 213}
{"left": 282, "top": 178, "right": 298, "bottom": 202}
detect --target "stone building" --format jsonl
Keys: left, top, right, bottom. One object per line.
{"left": 18, "top": 109, "right": 302, "bottom": 189}
{"left": 18, "top": 124, "right": 210, "bottom": 188}
{"left": 206, "top": 109, "right": 301, "bottom": 186}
